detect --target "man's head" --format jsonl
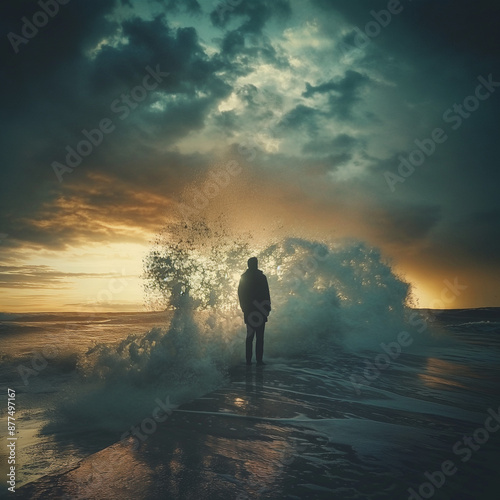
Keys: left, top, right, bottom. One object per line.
{"left": 247, "top": 257, "right": 258, "bottom": 270}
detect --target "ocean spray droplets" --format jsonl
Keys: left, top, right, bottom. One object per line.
{"left": 69, "top": 224, "right": 415, "bottom": 430}
{"left": 143, "top": 221, "right": 414, "bottom": 355}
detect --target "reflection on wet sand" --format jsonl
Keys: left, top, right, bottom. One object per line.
{"left": 17, "top": 366, "right": 304, "bottom": 499}
{"left": 419, "top": 357, "right": 476, "bottom": 389}
{"left": 16, "top": 438, "right": 154, "bottom": 499}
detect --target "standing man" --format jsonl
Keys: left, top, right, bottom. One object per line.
{"left": 238, "top": 257, "right": 271, "bottom": 366}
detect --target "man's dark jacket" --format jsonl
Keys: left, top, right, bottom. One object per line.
{"left": 238, "top": 268, "right": 271, "bottom": 324}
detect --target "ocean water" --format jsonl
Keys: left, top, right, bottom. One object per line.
{"left": 1, "top": 238, "right": 500, "bottom": 499}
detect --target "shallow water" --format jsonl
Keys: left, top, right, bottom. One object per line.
{"left": 3, "top": 308, "right": 500, "bottom": 499}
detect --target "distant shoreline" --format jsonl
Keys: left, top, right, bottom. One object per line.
{"left": 2, "top": 307, "right": 500, "bottom": 316}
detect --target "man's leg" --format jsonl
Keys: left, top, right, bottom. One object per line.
{"left": 246, "top": 325, "right": 256, "bottom": 364}
{"left": 255, "top": 324, "right": 265, "bottom": 363}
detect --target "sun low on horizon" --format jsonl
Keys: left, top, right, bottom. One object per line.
{"left": 1, "top": 0, "right": 500, "bottom": 313}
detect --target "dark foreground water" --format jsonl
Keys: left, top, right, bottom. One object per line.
{"left": 1, "top": 308, "right": 500, "bottom": 499}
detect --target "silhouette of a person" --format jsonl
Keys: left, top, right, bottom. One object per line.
{"left": 238, "top": 257, "right": 271, "bottom": 366}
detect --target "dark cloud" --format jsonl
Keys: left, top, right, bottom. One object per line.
{"left": 368, "top": 203, "right": 442, "bottom": 246}
{"left": 211, "top": 0, "right": 291, "bottom": 73}
{"left": 303, "top": 71, "right": 368, "bottom": 98}
{"left": 312, "top": 0, "right": 500, "bottom": 55}
{"left": 218, "top": 29, "right": 289, "bottom": 75}
{"left": 154, "top": 0, "right": 202, "bottom": 15}
{"left": 279, "top": 105, "right": 320, "bottom": 135}
{"left": 302, "top": 134, "right": 357, "bottom": 155}
{"left": 0, "top": 5, "right": 232, "bottom": 249}
{"left": 90, "top": 16, "right": 225, "bottom": 97}
{"left": 279, "top": 70, "right": 371, "bottom": 138}
{"left": 303, "top": 70, "right": 370, "bottom": 119}
{"left": 220, "top": 29, "right": 245, "bottom": 57}
{"left": 435, "top": 209, "right": 500, "bottom": 265}
{"left": 332, "top": 134, "right": 358, "bottom": 150}
{"left": 210, "top": 0, "right": 291, "bottom": 33}
{"left": 1, "top": 1, "right": 118, "bottom": 100}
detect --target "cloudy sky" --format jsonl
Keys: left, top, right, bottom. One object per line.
{"left": 1, "top": 0, "right": 499, "bottom": 312}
